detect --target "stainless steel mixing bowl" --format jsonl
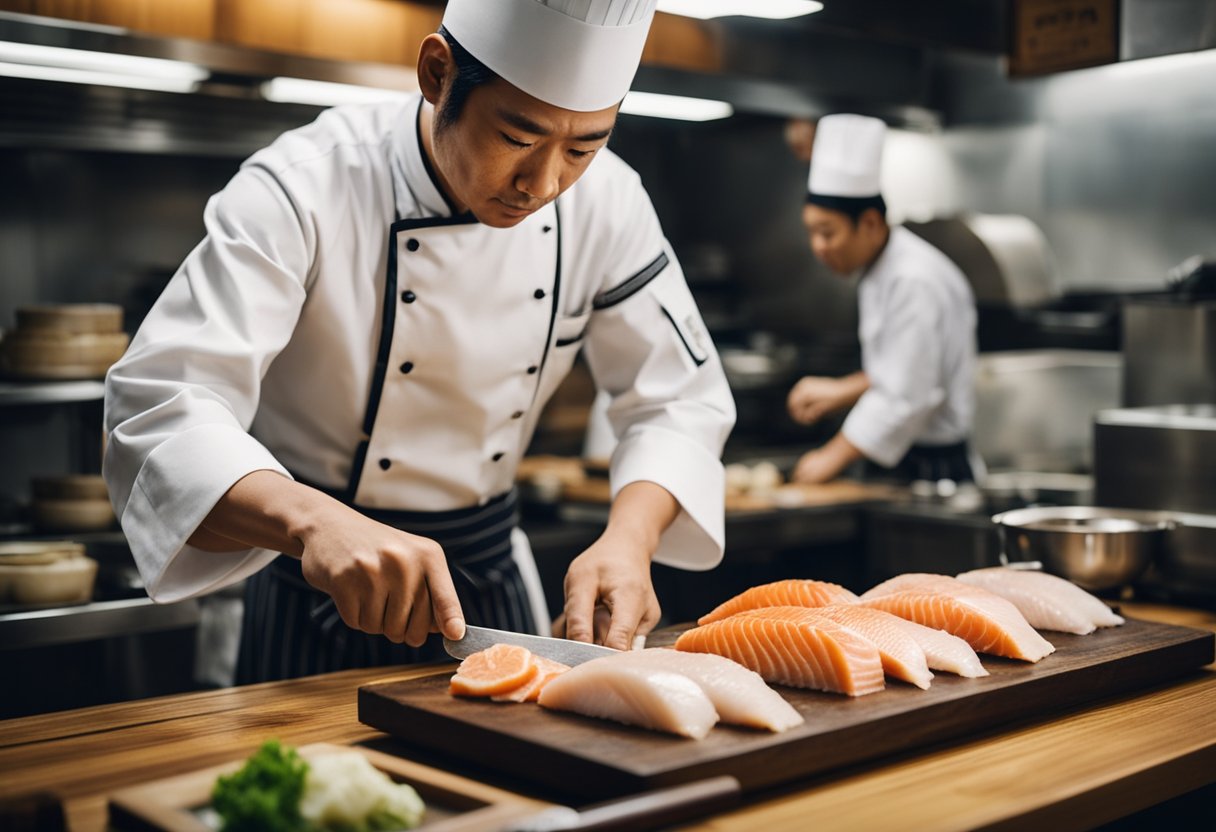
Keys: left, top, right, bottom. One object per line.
{"left": 992, "top": 506, "right": 1177, "bottom": 591}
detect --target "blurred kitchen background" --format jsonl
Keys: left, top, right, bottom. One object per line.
{"left": 1, "top": 0, "right": 1214, "bottom": 716}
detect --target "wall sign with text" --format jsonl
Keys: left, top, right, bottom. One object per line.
{"left": 1009, "top": 0, "right": 1119, "bottom": 77}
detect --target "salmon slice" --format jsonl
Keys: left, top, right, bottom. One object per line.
{"left": 894, "top": 618, "right": 989, "bottom": 678}
{"left": 448, "top": 643, "right": 537, "bottom": 697}
{"left": 955, "top": 567, "right": 1125, "bottom": 634}
{"left": 537, "top": 656, "right": 719, "bottom": 739}
{"left": 491, "top": 655, "right": 570, "bottom": 703}
{"left": 675, "top": 606, "right": 885, "bottom": 696}
{"left": 860, "top": 577, "right": 1056, "bottom": 662}
{"left": 698, "top": 579, "right": 860, "bottom": 625}
{"left": 607, "top": 648, "right": 804, "bottom": 732}
{"left": 801, "top": 604, "right": 934, "bottom": 689}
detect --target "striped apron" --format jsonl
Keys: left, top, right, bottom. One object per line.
{"left": 234, "top": 488, "right": 538, "bottom": 684}
{"left": 865, "top": 439, "right": 976, "bottom": 485}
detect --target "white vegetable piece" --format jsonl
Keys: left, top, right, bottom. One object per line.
{"left": 299, "top": 751, "right": 425, "bottom": 830}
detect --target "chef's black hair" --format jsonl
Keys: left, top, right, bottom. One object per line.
{"left": 435, "top": 25, "right": 498, "bottom": 132}
{"left": 806, "top": 192, "right": 888, "bottom": 225}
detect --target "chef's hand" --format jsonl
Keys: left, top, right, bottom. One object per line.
{"left": 787, "top": 371, "right": 871, "bottom": 425}
{"left": 193, "top": 471, "right": 465, "bottom": 646}
{"left": 558, "top": 481, "right": 677, "bottom": 650}
{"left": 792, "top": 432, "right": 865, "bottom": 484}
{"left": 298, "top": 508, "right": 465, "bottom": 647}
{"left": 787, "top": 376, "right": 846, "bottom": 425}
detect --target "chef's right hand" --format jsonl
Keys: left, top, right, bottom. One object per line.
{"left": 297, "top": 508, "right": 465, "bottom": 648}
{"left": 787, "top": 375, "right": 846, "bottom": 425}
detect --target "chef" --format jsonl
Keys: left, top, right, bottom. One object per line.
{"left": 103, "top": 0, "right": 735, "bottom": 684}
{"left": 787, "top": 114, "right": 977, "bottom": 485}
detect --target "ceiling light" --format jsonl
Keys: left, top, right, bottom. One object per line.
{"left": 260, "top": 77, "right": 416, "bottom": 108}
{"left": 0, "top": 41, "right": 207, "bottom": 92}
{"left": 620, "top": 91, "right": 733, "bottom": 121}
{"left": 657, "top": 0, "right": 824, "bottom": 20}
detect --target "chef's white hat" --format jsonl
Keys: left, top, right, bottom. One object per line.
{"left": 441, "top": 0, "right": 657, "bottom": 112}
{"left": 807, "top": 114, "right": 887, "bottom": 199}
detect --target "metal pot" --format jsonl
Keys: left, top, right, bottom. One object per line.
{"left": 992, "top": 506, "right": 1177, "bottom": 591}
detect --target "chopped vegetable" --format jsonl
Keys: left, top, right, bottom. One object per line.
{"left": 211, "top": 740, "right": 425, "bottom": 832}
{"left": 300, "top": 751, "right": 425, "bottom": 831}
{"left": 211, "top": 740, "right": 309, "bottom": 832}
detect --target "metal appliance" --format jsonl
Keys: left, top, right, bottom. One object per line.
{"left": 1122, "top": 298, "right": 1216, "bottom": 408}
{"left": 1094, "top": 405, "right": 1216, "bottom": 604}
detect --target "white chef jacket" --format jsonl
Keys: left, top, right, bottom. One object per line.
{"left": 842, "top": 226, "right": 976, "bottom": 468}
{"left": 104, "top": 94, "right": 736, "bottom": 606}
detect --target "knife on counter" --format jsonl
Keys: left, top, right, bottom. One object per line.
{"left": 443, "top": 624, "right": 620, "bottom": 666}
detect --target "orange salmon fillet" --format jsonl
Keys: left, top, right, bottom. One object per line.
{"left": 860, "top": 576, "right": 1055, "bottom": 662}
{"left": 800, "top": 604, "right": 934, "bottom": 689}
{"left": 698, "top": 579, "right": 860, "bottom": 625}
{"left": 491, "top": 655, "right": 570, "bottom": 703}
{"left": 448, "top": 643, "right": 538, "bottom": 697}
{"left": 675, "top": 605, "right": 884, "bottom": 696}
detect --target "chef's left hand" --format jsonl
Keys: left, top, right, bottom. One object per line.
{"left": 557, "top": 481, "right": 676, "bottom": 650}
{"left": 560, "top": 535, "right": 660, "bottom": 650}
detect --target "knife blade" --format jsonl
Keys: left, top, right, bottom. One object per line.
{"left": 444, "top": 625, "right": 619, "bottom": 666}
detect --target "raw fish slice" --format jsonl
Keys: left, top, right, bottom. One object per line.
{"left": 699, "top": 579, "right": 860, "bottom": 625}
{"left": 609, "top": 648, "right": 803, "bottom": 732}
{"left": 801, "top": 605, "right": 934, "bottom": 690}
{"left": 955, "top": 567, "right": 1125, "bottom": 634}
{"left": 537, "top": 659, "right": 718, "bottom": 739}
{"left": 448, "top": 644, "right": 537, "bottom": 697}
{"left": 893, "top": 618, "right": 989, "bottom": 678}
{"left": 491, "top": 656, "right": 570, "bottom": 703}
{"left": 861, "top": 572, "right": 982, "bottom": 600}
{"left": 675, "top": 606, "right": 885, "bottom": 696}
{"left": 862, "top": 589, "right": 1055, "bottom": 662}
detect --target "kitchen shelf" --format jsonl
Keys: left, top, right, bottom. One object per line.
{"left": 0, "top": 596, "right": 200, "bottom": 651}
{"left": 0, "top": 379, "right": 105, "bottom": 406}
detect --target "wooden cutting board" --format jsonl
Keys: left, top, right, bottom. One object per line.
{"left": 359, "top": 618, "right": 1214, "bottom": 800}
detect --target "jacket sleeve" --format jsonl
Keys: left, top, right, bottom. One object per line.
{"left": 581, "top": 178, "right": 736, "bottom": 572}
{"left": 103, "top": 163, "right": 314, "bottom": 602}
{"left": 842, "top": 273, "right": 947, "bottom": 468}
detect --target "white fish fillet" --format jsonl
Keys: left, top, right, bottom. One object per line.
{"left": 537, "top": 657, "right": 719, "bottom": 739}
{"left": 955, "top": 567, "right": 1125, "bottom": 634}
{"left": 891, "top": 617, "right": 989, "bottom": 677}
{"left": 609, "top": 648, "right": 804, "bottom": 732}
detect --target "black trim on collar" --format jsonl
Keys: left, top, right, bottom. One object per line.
{"left": 592, "top": 250, "right": 669, "bottom": 310}
{"left": 415, "top": 102, "right": 462, "bottom": 217}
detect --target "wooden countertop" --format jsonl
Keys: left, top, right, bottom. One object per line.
{"left": 1, "top": 602, "right": 1214, "bottom": 832}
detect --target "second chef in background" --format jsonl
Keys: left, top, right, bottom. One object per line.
{"left": 102, "top": 0, "right": 735, "bottom": 683}
{"left": 788, "top": 114, "right": 978, "bottom": 485}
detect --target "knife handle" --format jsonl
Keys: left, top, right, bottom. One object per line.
{"left": 538, "top": 775, "right": 742, "bottom": 832}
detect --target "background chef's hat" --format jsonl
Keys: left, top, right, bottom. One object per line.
{"left": 807, "top": 114, "right": 887, "bottom": 200}
{"left": 441, "top": 0, "right": 657, "bottom": 112}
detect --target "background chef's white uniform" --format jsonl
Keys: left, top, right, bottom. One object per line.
{"left": 842, "top": 227, "right": 976, "bottom": 468}
{"left": 807, "top": 114, "right": 977, "bottom": 477}
{"left": 103, "top": 94, "right": 735, "bottom": 668}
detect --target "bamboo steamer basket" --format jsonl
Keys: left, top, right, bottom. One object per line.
{"left": 32, "top": 474, "right": 110, "bottom": 501}
{"left": 32, "top": 497, "right": 116, "bottom": 532}
{"left": 0, "top": 540, "right": 86, "bottom": 566}
{"left": 0, "top": 556, "right": 98, "bottom": 605}
{"left": 15, "top": 303, "right": 123, "bottom": 335}
{"left": 0, "top": 329, "right": 129, "bottom": 379}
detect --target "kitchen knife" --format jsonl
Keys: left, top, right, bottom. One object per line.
{"left": 444, "top": 624, "right": 620, "bottom": 666}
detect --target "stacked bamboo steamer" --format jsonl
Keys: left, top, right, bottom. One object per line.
{"left": 31, "top": 474, "right": 116, "bottom": 532}
{"left": 0, "top": 541, "right": 98, "bottom": 606}
{"left": 0, "top": 303, "right": 129, "bottom": 379}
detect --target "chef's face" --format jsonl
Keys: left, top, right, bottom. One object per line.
{"left": 421, "top": 38, "right": 618, "bottom": 228}
{"left": 802, "top": 204, "right": 885, "bottom": 276}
